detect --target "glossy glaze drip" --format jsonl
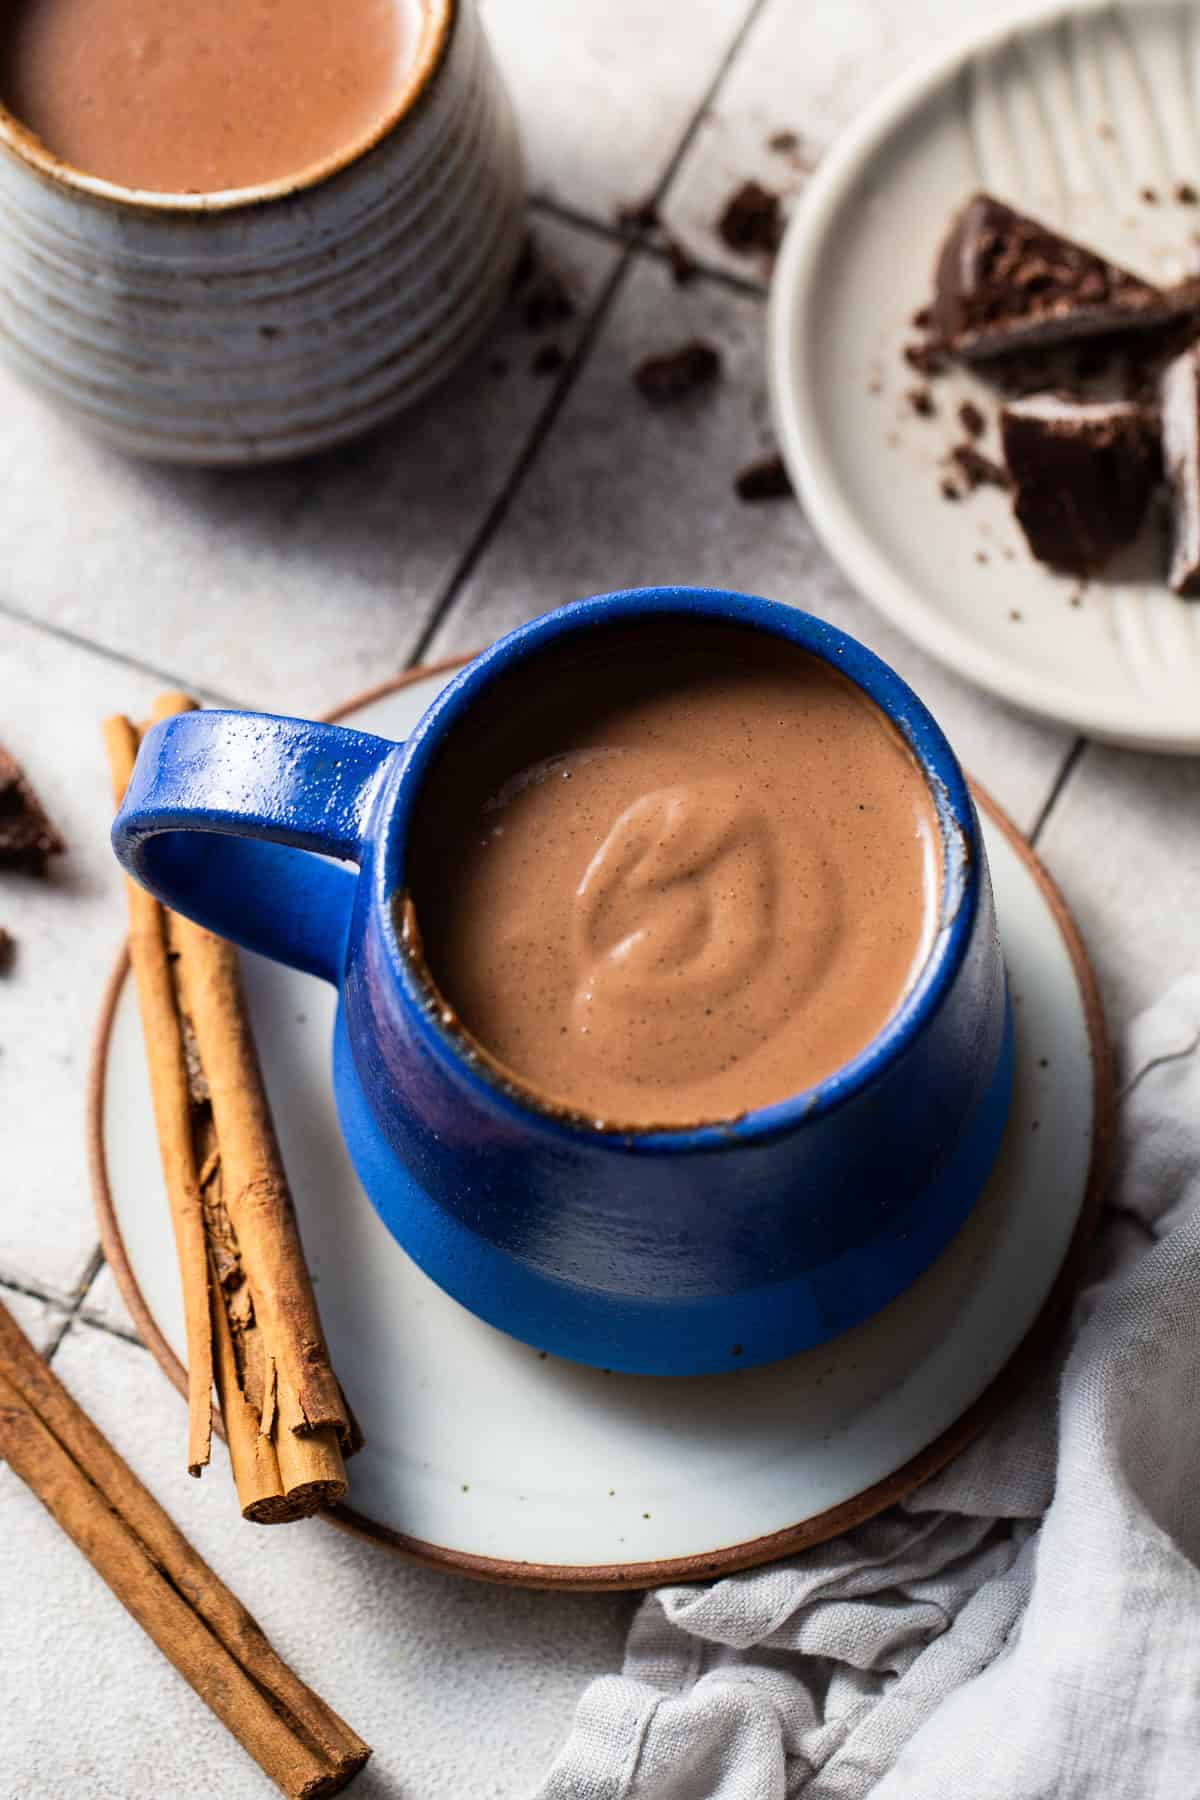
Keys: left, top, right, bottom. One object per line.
{"left": 0, "top": 0, "right": 422, "bottom": 193}
{"left": 405, "top": 621, "right": 942, "bottom": 1127}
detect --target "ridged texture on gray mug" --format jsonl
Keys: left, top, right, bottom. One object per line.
{"left": 0, "top": 0, "right": 525, "bottom": 463}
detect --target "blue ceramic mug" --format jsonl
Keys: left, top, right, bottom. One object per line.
{"left": 113, "top": 588, "right": 1013, "bottom": 1375}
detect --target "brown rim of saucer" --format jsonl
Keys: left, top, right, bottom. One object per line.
{"left": 0, "top": 0, "right": 455, "bottom": 215}
{"left": 89, "top": 656, "right": 1115, "bottom": 1592}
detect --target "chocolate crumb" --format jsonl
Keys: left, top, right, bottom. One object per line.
{"left": 1009, "top": 609, "right": 1023, "bottom": 621}
{"left": 867, "top": 374, "right": 883, "bottom": 395}
{"left": 908, "top": 386, "right": 936, "bottom": 417}
{"left": 633, "top": 340, "right": 722, "bottom": 402}
{"left": 663, "top": 235, "right": 699, "bottom": 285}
{"left": 734, "top": 453, "right": 793, "bottom": 501}
{"left": 522, "top": 267, "right": 575, "bottom": 333}
{"left": 531, "top": 343, "right": 566, "bottom": 377}
{"left": 0, "top": 748, "right": 65, "bottom": 876}
{"left": 616, "top": 193, "right": 660, "bottom": 233}
{"left": 949, "top": 443, "right": 1009, "bottom": 490}
{"left": 1177, "top": 182, "right": 1199, "bottom": 205}
{"left": 912, "top": 305, "right": 933, "bottom": 331}
{"left": 975, "top": 550, "right": 989, "bottom": 563}
{"left": 0, "top": 927, "right": 13, "bottom": 972}
{"left": 1141, "top": 186, "right": 1159, "bottom": 204}
{"left": 717, "top": 180, "right": 783, "bottom": 255}
{"left": 940, "top": 478, "right": 962, "bottom": 501}
{"left": 904, "top": 339, "right": 947, "bottom": 377}
{"left": 767, "top": 129, "right": 800, "bottom": 155}
{"left": 509, "top": 234, "right": 536, "bottom": 293}
{"left": 958, "top": 399, "right": 986, "bottom": 438}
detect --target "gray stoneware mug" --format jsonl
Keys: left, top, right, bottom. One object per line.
{"left": 0, "top": 0, "right": 525, "bottom": 463}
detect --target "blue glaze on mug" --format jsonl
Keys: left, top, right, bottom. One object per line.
{"left": 113, "top": 588, "right": 1014, "bottom": 1374}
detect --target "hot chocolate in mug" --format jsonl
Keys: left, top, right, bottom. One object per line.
{"left": 113, "top": 588, "right": 1014, "bottom": 1375}
{"left": 0, "top": 0, "right": 524, "bottom": 462}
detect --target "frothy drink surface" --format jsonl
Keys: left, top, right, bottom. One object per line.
{"left": 0, "top": 0, "right": 420, "bottom": 192}
{"left": 407, "top": 623, "right": 942, "bottom": 1128}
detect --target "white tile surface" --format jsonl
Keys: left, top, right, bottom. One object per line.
{"left": 0, "top": 615, "right": 159, "bottom": 1298}
{"left": 0, "top": 1323, "right": 631, "bottom": 1799}
{"left": 0, "top": 1285, "right": 68, "bottom": 1354}
{"left": 662, "top": 0, "right": 1042, "bottom": 284}
{"left": 0, "top": 218, "right": 617, "bottom": 717}
{"left": 1038, "top": 745, "right": 1200, "bottom": 1036}
{"left": 431, "top": 252, "right": 1071, "bottom": 834}
{"left": 483, "top": 0, "right": 753, "bottom": 219}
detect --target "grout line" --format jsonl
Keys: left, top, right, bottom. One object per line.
{"left": 638, "top": 237, "right": 768, "bottom": 301}
{"left": 639, "top": 0, "right": 773, "bottom": 208}
{"left": 404, "top": 245, "right": 638, "bottom": 666}
{"left": 75, "top": 1310, "right": 146, "bottom": 1351}
{"left": 43, "top": 1245, "right": 106, "bottom": 1364}
{"left": 0, "top": 1270, "right": 67, "bottom": 1310}
{"left": 1029, "top": 736, "right": 1088, "bottom": 846}
{"left": 528, "top": 194, "right": 769, "bottom": 300}
{"left": 527, "top": 193, "right": 634, "bottom": 246}
{"left": 1, "top": 1263, "right": 143, "bottom": 1350}
{"left": 407, "top": 0, "right": 773, "bottom": 664}
{"left": 0, "top": 592, "right": 238, "bottom": 708}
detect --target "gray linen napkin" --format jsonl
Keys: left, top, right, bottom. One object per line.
{"left": 536, "top": 977, "right": 1200, "bottom": 1798}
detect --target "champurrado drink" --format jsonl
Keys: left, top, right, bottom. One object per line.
{"left": 0, "top": 0, "right": 422, "bottom": 193}
{"left": 404, "top": 621, "right": 943, "bottom": 1129}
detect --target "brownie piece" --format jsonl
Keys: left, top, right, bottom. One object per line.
{"left": 0, "top": 748, "right": 65, "bottom": 875}
{"left": 958, "top": 399, "right": 986, "bottom": 438}
{"left": 1000, "top": 395, "right": 1160, "bottom": 575}
{"left": 948, "top": 443, "right": 1009, "bottom": 491}
{"left": 616, "top": 194, "right": 660, "bottom": 233}
{"left": 662, "top": 235, "right": 699, "bottom": 285}
{"left": 933, "top": 193, "right": 1188, "bottom": 359}
{"left": 734, "top": 453, "right": 792, "bottom": 501}
{"left": 1160, "top": 343, "right": 1200, "bottom": 595}
{"left": 716, "top": 181, "right": 783, "bottom": 256}
{"left": 633, "top": 341, "right": 722, "bottom": 402}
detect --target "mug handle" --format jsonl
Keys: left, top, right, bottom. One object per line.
{"left": 112, "top": 710, "right": 397, "bottom": 984}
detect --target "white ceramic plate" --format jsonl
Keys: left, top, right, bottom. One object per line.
{"left": 769, "top": 0, "right": 1200, "bottom": 750}
{"left": 92, "top": 667, "right": 1108, "bottom": 1588}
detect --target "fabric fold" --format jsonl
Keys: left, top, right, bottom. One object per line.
{"left": 536, "top": 980, "right": 1200, "bottom": 1799}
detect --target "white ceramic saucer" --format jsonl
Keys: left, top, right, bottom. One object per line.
{"left": 769, "top": 0, "right": 1200, "bottom": 750}
{"left": 91, "top": 664, "right": 1111, "bottom": 1590}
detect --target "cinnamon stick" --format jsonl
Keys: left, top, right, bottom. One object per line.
{"left": 0, "top": 1299, "right": 370, "bottom": 1797}
{"left": 102, "top": 711, "right": 213, "bottom": 1477}
{"left": 104, "top": 696, "right": 359, "bottom": 1522}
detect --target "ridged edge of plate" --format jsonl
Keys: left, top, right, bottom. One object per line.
{"left": 769, "top": 0, "right": 1200, "bottom": 750}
